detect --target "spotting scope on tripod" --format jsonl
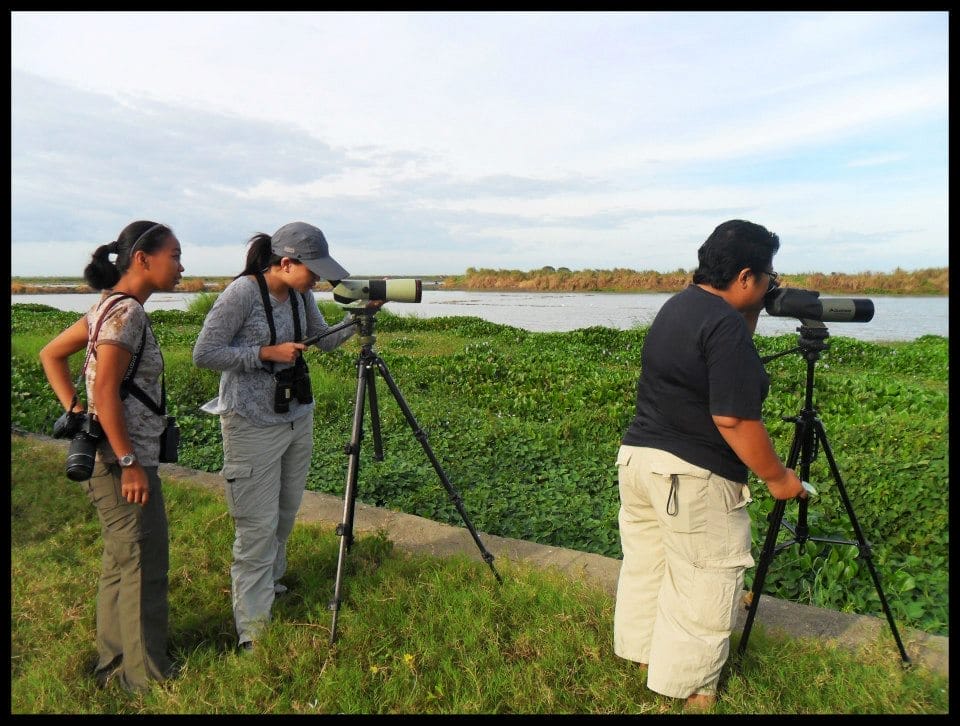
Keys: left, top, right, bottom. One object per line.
{"left": 736, "top": 293, "right": 911, "bottom": 667}
{"left": 308, "top": 301, "right": 503, "bottom": 645}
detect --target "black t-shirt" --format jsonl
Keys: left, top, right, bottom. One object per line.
{"left": 622, "top": 284, "right": 769, "bottom": 482}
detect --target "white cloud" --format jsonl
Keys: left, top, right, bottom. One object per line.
{"left": 10, "top": 11, "right": 949, "bottom": 276}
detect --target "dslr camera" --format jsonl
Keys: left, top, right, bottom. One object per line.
{"left": 274, "top": 356, "right": 313, "bottom": 413}
{"left": 53, "top": 410, "right": 104, "bottom": 482}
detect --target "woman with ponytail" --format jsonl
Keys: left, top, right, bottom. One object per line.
{"left": 39, "top": 220, "right": 184, "bottom": 693}
{"left": 193, "top": 221, "right": 379, "bottom": 652}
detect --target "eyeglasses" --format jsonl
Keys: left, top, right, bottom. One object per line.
{"left": 765, "top": 269, "right": 780, "bottom": 292}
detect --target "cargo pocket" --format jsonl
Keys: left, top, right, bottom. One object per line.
{"left": 710, "top": 476, "right": 752, "bottom": 513}
{"left": 86, "top": 462, "right": 120, "bottom": 509}
{"left": 650, "top": 466, "right": 710, "bottom": 534}
{"left": 221, "top": 462, "right": 254, "bottom": 518}
{"left": 692, "top": 564, "right": 745, "bottom": 632}
{"left": 698, "top": 476, "right": 755, "bottom": 566}
{"left": 89, "top": 468, "right": 144, "bottom": 543}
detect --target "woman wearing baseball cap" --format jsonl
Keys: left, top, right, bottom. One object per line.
{"left": 192, "top": 221, "right": 380, "bottom": 652}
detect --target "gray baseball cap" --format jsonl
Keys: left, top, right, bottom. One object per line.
{"left": 270, "top": 222, "right": 350, "bottom": 281}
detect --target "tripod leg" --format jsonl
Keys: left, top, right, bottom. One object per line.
{"left": 328, "top": 355, "right": 369, "bottom": 645}
{"left": 737, "top": 413, "right": 810, "bottom": 662}
{"left": 814, "top": 420, "right": 911, "bottom": 664}
{"left": 372, "top": 355, "right": 503, "bottom": 584}
{"left": 365, "top": 362, "right": 384, "bottom": 462}
{"left": 736, "top": 497, "right": 788, "bottom": 661}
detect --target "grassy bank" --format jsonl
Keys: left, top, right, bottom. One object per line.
{"left": 10, "top": 435, "right": 948, "bottom": 714}
{"left": 10, "top": 302, "right": 949, "bottom": 639}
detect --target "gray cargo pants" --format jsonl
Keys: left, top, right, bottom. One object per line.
{"left": 219, "top": 411, "right": 313, "bottom": 645}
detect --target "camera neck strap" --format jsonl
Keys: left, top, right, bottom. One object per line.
{"left": 255, "top": 271, "right": 306, "bottom": 373}
{"left": 71, "top": 292, "right": 133, "bottom": 410}
{"left": 72, "top": 292, "right": 166, "bottom": 416}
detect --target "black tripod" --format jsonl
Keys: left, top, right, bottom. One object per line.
{"left": 325, "top": 307, "right": 503, "bottom": 644}
{"left": 736, "top": 320, "right": 910, "bottom": 665}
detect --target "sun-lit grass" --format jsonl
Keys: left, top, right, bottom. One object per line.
{"left": 11, "top": 435, "right": 948, "bottom": 714}
{"left": 441, "top": 267, "right": 948, "bottom": 296}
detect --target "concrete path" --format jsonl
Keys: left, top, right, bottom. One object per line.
{"left": 14, "top": 431, "right": 947, "bottom": 679}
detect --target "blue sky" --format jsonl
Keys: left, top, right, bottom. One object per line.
{"left": 11, "top": 11, "right": 948, "bottom": 277}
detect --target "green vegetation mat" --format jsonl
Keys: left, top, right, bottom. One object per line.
{"left": 11, "top": 301, "right": 948, "bottom": 640}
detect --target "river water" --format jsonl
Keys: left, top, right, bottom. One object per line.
{"left": 11, "top": 289, "right": 948, "bottom": 341}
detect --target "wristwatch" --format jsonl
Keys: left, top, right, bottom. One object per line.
{"left": 118, "top": 453, "right": 138, "bottom": 468}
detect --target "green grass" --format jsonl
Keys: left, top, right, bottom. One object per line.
{"left": 10, "top": 435, "right": 948, "bottom": 714}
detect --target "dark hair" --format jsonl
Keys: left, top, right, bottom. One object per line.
{"left": 235, "top": 233, "right": 300, "bottom": 279}
{"left": 691, "top": 219, "right": 780, "bottom": 289}
{"left": 84, "top": 220, "right": 173, "bottom": 290}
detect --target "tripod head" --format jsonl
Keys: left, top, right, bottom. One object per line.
{"left": 761, "top": 319, "right": 831, "bottom": 366}
{"left": 758, "top": 319, "right": 836, "bottom": 427}
{"left": 339, "top": 302, "right": 380, "bottom": 349}
{"left": 299, "top": 302, "right": 382, "bottom": 350}
{"left": 795, "top": 319, "right": 830, "bottom": 360}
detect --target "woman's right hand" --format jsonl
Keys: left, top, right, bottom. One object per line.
{"left": 120, "top": 464, "right": 151, "bottom": 507}
{"left": 260, "top": 342, "right": 307, "bottom": 364}
{"left": 765, "top": 468, "right": 807, "bottom": 500}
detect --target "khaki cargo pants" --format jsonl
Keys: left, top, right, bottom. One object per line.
{"left": 86, "top": 461, "right": 171, "bottom": 693}
{"left": 613, "top": 445, "right": 754, "bottom": 699}
{"left": 220, "top": 411, "right": 313, "bottom": 645}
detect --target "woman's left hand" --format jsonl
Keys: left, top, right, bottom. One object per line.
{"left": 366, "top": 300, "right": 386, "bottom": 311}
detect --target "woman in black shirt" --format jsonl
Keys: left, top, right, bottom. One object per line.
{"left": 614, "top": 220, "right": 806, "bottom": 711}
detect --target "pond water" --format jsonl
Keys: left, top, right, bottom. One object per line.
{"left": 11, "top": 289, "right": 948, "bottom": 342}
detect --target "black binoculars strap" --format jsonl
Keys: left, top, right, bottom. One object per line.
{"left": 255, "top": 272, "right": 306, "bottom": 375}
{"left": 119, "top": 324, "right": 167, "bottom": 416}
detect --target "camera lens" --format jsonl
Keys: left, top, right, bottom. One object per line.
{"left": 65, "top": 433, "right": 97, "bottom": 481}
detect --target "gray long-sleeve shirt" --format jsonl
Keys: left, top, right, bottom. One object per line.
{"left": 192, "top": 275, "right": 357, "bottom": 425}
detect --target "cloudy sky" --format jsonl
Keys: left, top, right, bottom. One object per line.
{"left": 11, "top": 11, "right": 948, "bottom": 277}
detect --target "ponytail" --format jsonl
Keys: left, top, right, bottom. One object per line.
{"left": 235, "top": 233, "right": 283, "bottom": 279}
{"left": 83, "top": 243, "right": 120, "bottom": 290}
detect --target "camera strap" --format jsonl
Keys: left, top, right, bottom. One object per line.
{"left": 255, "top": 271, "right": 306, "bottom": 374}
{"left": 71, "top": 292, "right": 137, "bottom": 409}
{"left": 75, "top": 292, "right": 166, "bottom": 416}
